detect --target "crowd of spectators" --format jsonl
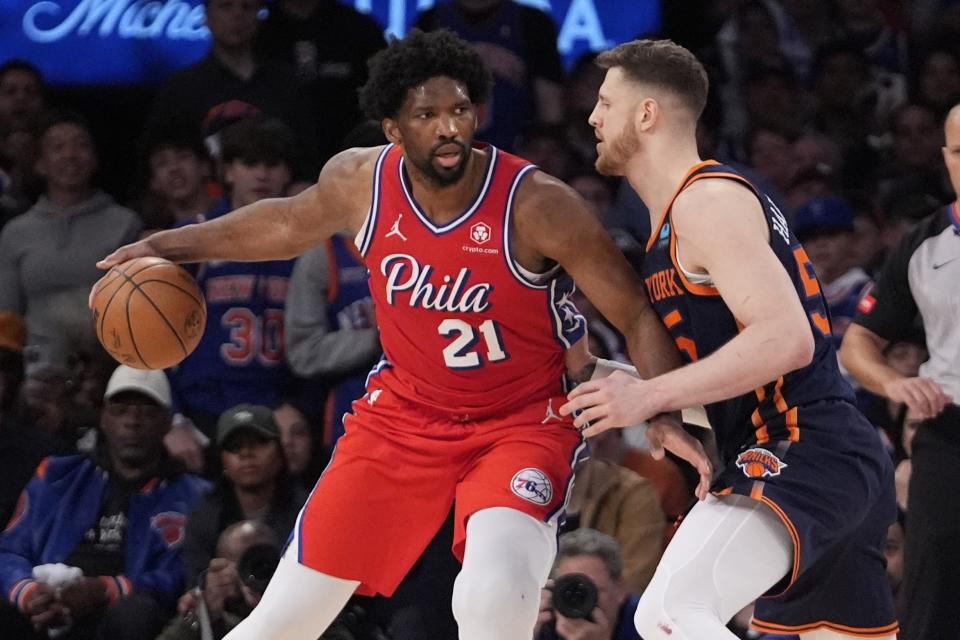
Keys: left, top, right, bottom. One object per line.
{"left": 1, "top": 0, "right": 958, "bottom": 638}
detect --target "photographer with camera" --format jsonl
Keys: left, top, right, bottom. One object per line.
{"left": 534, "top": 529, "right": 642, "bottom": 640}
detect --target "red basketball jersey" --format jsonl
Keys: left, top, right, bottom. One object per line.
{"left": 356, "top": 144, "right": 585, "bottom": 419}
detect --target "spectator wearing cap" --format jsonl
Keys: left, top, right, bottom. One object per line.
{"left": 794, "top": 195, "right": 873, "bottom": 347}
{"left": 148, "top": 0, "right": 317, "bottom": 179}
{"left": 180, "top": 403, "right": 307, "bottom": 591}
{"left": 0, "top": 110, "right": 142, "bottom": 369}
{"left": 0, "top": 365, "right": 208, "bottom": 640}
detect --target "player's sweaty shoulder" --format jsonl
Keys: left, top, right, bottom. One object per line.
{"left": 671, "top": 177, "right": 766, "bottom": 242}
{"left": 316, "top": 145, "right": 387, "bottom": 229}
{"left": 512, "top": 170, "right": 592, "bottom": 242}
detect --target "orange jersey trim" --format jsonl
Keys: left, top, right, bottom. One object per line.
{"left": 751, "top": 617, "right": 899, "bottom": 638}
{"left": 646, "top": 160, "right": 720, "bottom": 252}
{"left": 757, "top": 496, "right": 801, "bottom": 596}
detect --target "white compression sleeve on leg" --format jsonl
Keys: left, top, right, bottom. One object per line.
{"left": 635, "top": 494, "right": 793, "bottom": 640}
{"left": 222, "top": 548, "right": 359, "bottom": 640}
{"left": 452, "top": 507, "right": 557, "bottom": 640}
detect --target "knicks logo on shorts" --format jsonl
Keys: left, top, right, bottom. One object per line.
{"left": 511, "top": 468, "right": 553, "bottom": 505}
{"left": 735, "top": 448, "right": 788, "bottom": 479}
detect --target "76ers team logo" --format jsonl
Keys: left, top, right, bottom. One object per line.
{"left": 151, "top": 511, "right": 187, "bottom": 547}
{"left": 736, "top": 448, "right": 788, "bottom": 479}
{"left": 470, "top": 222, "right": 492, "bottom": 245}
{"left": 511, "top": 468, "right": 553, "bottom": 505}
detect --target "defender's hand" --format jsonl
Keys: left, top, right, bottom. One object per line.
{"left": 647, "top": 414, "right": 713, "bottom": 500}
{"left": 96, "top": 239, "right": 159, "bottom": 271}
{"left": 560, "top": 371, "right": 657, "bottom": 435}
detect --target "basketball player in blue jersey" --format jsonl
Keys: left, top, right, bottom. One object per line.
{"left": 562, "top": 40, "right": 898, "bottom": 639}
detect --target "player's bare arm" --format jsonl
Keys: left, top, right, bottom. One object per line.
{"left": 512, "top": 171, "right": 682, "bottom": 381}
{"left": 563, "top": 179, "right": 815, "bottom": 433}
{"left": 96, "top": 147, "right": 381, "bottom": 269}
{"left": 514, "top": 171, "right": 712, "bottom": 498}
{"left": 841, "top": 324, "right": 952, "bottom": 419}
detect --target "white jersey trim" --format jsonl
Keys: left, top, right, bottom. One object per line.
{"left": 503, "top": 164, "right": 551, "bottom": 289}
{"left": 398, "top": 146, "right": 499, "bottom": 235}
{"left": 355, "top": 144, "right": 393, "bottom": 256}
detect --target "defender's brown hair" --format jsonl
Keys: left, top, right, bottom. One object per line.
{"left": 596, "top": 39, "right": 709, "bottom": 120}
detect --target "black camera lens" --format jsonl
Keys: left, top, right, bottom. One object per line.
{"left": 552, "top": 573, "right": 598, "bottom": 620}
{"left": 236, "top": 543, "right": 281, "bottom": 596}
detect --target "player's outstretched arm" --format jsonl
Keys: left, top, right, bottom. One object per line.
{"left": 563, "top": 180, "right": 815, "bottom": 436}
{"left": 96, "top": 147, "right": 379, "bottom": 269}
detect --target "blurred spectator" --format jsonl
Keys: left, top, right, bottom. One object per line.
{"left": 913, "top": 46, "right": 960, "bottom": 118}
{"left": 158, "top": 520, "right": 279, "bottom": 640}
{"left": 167, "top": 116, "right": 297, "bottom": 442}
{"left": 0, "top": 111, "right": 142, "bottom": 367}
{"left": 841, "top": 106, "right": 960, "bottom": 639}
{"left": 415, "top": 1, "right": 565, "bottom": 151}
{"left": 792, "top": 131, "right": 843, "bottom": 181}
{"left": 149, "top": 0, "right": 317, "bottom": 179}
{"left": 255, "top": 0, "right": 386, "bottom": 163}
{"left": 847, "top": 191, "right": 886, "bottom": 276}
{"left": 570, "top": 172, "right": 615, "bottom": 221}
{"left": 784, "top": 163, "right": 837, "bottom": 213}
{"left": 740, "top": 63, "right": 807, "bottom": 146}
{"left": 138, "top": 118, "right": 213, "bottom": 233}
{"left": 563, "top": 53, "right": 605, "bottom": 165}
{"left": 273, "top": 400, "right": 328, "bottom": 489}
{"left": 836, "top": 0, "right": 909, "bottom": 74}
{"left": 284, "top": 235, "right": 379, "bottom": 446}
{"left": 515, "top": 125, "right": 577, "bottom": 181}
{"left": 793, "top": 195, "right": 873, "bottom": 345}
{"left": 879, "top": 186, "right": 943, "bottom": 250}
{"left": 534, "top": 529, "right": 641, "bottom": 640}
{"left": 181, "top": 404, "right": 307, "bottom": 589}
{"left": 0, "top": 60, "right": 45, "bottom": 225}
{"left": 877, "top": 101, "right": 951, "bottom": 205}
{"left": 0, "top": 312, "right": 58, "bottom": 527}
{"left": 810, "top": 41, "right": 903, "bottom": 152}
{"left": 744, "top": 125, "right": 795, "bottom": 197}
{"left": 0, "top": 366, "right": 208, "bottom": 640}
{"left": 564, "top": 456, "right": 665, "bottom": 592}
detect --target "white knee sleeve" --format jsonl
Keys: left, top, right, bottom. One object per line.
{"left": 635, "top": 494, "right": 793, "bottom": 640}
{"left": 452, "top": 507, "right": 557, "bottom": 640}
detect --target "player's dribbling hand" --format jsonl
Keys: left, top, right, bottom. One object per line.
{"left": 90, "top": 239, "right": 161, "bottom": 309}
{"left": 882, "top": 376, "right": 953, "bottom": 420}
{"left": 96, "top": 239, "right": 159, "bottom": 271}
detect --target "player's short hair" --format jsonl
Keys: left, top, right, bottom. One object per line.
{"left": 219, "top": 115, "right": 297, "bottom": 169}
{"left": 554, "top": 528, "right": 624, "bottom": 581}
{"left": 596, "top": 39, "right": 709, "bottom": 120}
{"left": 358, "top": 29, "right": 492, "bottom": 121}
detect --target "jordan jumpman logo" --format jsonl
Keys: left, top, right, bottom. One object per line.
{"left": 386, "top": 214, "right": 408, "bottom": 241}
{"left": 542, "top": 398, "right": 561, "bottom": 423}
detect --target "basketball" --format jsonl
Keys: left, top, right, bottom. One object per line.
{"left": 91, "top": 257, "right": 206, "bottom": 370}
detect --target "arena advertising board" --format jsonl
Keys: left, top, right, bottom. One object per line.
{"left": 0, "top": 0, "right": 660, "bottom": 85}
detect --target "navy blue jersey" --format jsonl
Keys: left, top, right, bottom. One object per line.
{"left": 168, "top": 200, "right": 296, "bottom": 420}
{"left": 323, "top": 234, "right": 376, "bottom": 442}
{"left": 641, "top": 161, "right": 855, "bottom": 462}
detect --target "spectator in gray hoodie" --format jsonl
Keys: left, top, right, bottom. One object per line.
{"left": 0, "top": 111, "right": 142, "bottom": 364}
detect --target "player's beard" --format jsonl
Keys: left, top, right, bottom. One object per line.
{"left": 595, "top": 118, "right": 640, "bottom": 177}
{"left": 412, "top": 140, "right": 470, "bottom": 187}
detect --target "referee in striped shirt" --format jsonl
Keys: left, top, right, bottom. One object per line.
{"left": 841, "top": 104, "right": 960, "bottom": 640}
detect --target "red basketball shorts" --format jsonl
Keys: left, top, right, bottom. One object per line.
{"left": 293, "top": 387, "right": 585, "bottom": 596}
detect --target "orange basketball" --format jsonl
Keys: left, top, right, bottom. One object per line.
{"left": 91, "top": 257, "right": 206, "bottom": 370}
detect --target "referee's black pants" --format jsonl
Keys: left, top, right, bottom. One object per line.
{"left": 902, "top": 405, "right": 960, "bottom": 640}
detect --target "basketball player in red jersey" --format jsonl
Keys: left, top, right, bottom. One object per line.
{"left": 95, "top": 31, "right": 711, "bottom": 640}
{"left": 562, "top": 40, "right": 897, "bottom": 639}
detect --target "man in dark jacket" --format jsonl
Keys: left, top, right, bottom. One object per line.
{"left": 0, "top": 365, "right": 209, "bottom": 640}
